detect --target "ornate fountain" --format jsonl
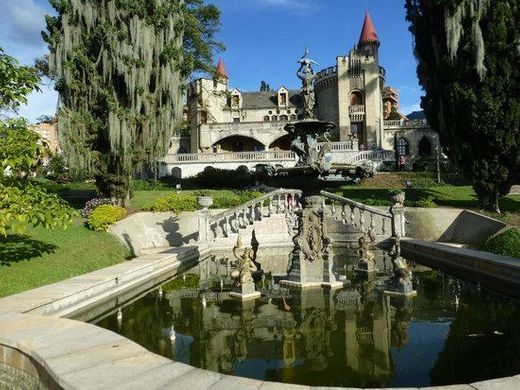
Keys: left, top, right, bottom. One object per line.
{"left": 279, "top": 49, "right": 343, "bottom": 288}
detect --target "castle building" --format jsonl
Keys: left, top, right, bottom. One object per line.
{"left": 165, "top": 12, "right": 438, "bottom": 177}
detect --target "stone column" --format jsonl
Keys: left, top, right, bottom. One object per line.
{"left": 390, "top": 205, "right": 406, "bottom": 238}
{"left": 198, "top": 210, "right": 210, "bottom": 242}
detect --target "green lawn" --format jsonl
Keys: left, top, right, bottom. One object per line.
{"left": 0, "top": 219, "right": 131, "bottom": 298}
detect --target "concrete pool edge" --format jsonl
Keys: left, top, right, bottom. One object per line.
{"left": 1, "top": 245, "right": 520, "bottom": 389}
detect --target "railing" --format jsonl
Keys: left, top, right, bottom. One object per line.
{"left": 321, "top": 190, "right": 405, "bottom": 238}
{"left": 319, "top": 141, "right": 358, "bottom": 152}
{"left": 321, "top": 191, "right": 392, "bottom": 237}
{"left": 342, "top": 150, "right": 395, "bottom": 164}
{"left": 203, "top": 121, "right": 289, "bottom": 131}
{"left": 162, "top": 150, "right": 296, "bottom": 164}
{"left": 199, "top": 189, "right": 302, "bottom": 242}
{"left": 349, "top": 105, "right": 365, "bottom": 114}
{"left": 383, "top": 118, "right": 429, "bottom": 129}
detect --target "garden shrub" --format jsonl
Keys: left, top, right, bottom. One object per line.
{"left": 414, "top": 196, "right": 437, "bottom": 208}
{"left": 212, "top": 190, "right": 263, "bottom": 209}
{"left": 479, "top": 228, "right": 520, "bottom": 259}
{"left": 87, "top": 205, "right": 127, "bottom": 231}
{"left": 81, "top": 198, "right": 116, "bottom": 218}
{"left": 150, "top": 193, "right": 199, "bottom": 213}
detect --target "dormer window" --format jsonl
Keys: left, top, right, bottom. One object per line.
{"left": 230, "top": 88, "right": 242, "bottom": 109}
{"left": 277, "top": 87, "right": 289, "bottom": 108}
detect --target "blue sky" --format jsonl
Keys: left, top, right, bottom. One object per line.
{"left": 1, "top": 0, "right": 423, "bottom": 122}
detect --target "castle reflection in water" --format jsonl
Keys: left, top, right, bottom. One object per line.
{"left": 93, "top": 252, "right": 520, "bottom": 388}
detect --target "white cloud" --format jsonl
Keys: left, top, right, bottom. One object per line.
{"left": 0, "top": 0, "right": 47, "bottom": 48}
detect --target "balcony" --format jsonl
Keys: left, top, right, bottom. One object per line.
{"left": 349, "top": 105, "right": 365, "bottom": 123}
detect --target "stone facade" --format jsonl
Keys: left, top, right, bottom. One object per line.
{"left": 175, "top": 11, "right": 439, "bottom": 167}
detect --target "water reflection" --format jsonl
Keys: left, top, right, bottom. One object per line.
{"left": 92, "top": 258, "right": 520, "bottom": 388}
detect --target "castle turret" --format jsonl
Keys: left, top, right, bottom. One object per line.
{"left": 214, "top": 58, "right": 229, "bottom": 91}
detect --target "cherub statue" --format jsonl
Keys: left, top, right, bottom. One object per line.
{"left": 389, "top": 236, "right": 412, "bottom": 284}
{"left": 357, "top": 235, "right": 375, "bottom": 264}
{"left": 231, "top": 235, "right": 257, "bottom": 286}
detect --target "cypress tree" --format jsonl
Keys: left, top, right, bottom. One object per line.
{"left": 405, "top": 0, "right": 520, "bottom": 212}
{"left": 44, "top": 0, "right": 221, "bottom": 204}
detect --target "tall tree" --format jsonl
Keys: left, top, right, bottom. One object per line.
{"left": 405, "top": 0, "right": 520, "bottom": 212}
{"left": 0, "top": 49, "right": 74, "bottom": 236}
{"left": 260, "top": 80, "right": 271, "bottom": 92}
{"left": 44, "top": 0, "right": 222, "bottom": 204}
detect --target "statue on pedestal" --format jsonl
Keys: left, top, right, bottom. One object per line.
{"left": 231, "top": 235, "right": 257, "bottom": 286}
{"left": 230, "top": 235, "right": 261, "bottom": 299}
{"left": 356, "top": 235, "right": 376, "bottom": 273}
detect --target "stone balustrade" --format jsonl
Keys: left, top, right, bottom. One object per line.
{"left": 163, "top": 150, "right": 296, "bottom": 164}
{"left": 163, "top": 142, "right": 365, "bottom": 165}
{"left": 383, "top": 118, "right": 429, "bottom": 129}
{"left": 198, "top": 189, "right": 302, "bottom": 242}
{"left": 349, "top": 105, "right": 365, "bottom": 114}
{"left": 341, "top": 150, "right": 395, "bottom": 164}
{"left": 321, "top": 191, "right": 394, "bottom": 238}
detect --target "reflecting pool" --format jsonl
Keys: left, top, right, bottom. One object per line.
{"left": 88, "top": 260, "right": 520, "bottom": 388}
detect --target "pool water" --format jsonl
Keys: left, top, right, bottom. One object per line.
{"left": 91, "top": 266, "right": 520, "bottom": 388}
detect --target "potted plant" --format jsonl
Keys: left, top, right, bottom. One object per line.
{"left": 389, "top": 189, "right": 405, "bottom": 206}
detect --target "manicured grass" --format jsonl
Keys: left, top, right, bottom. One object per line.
{"left": 0, "top": 219, "right": 131, "bottom": 297}
{"left": 130, "top": 189, "right": 259, "bottom": 210}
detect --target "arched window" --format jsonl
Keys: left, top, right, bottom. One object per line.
{"left": 418, "top": 137, "right": 432, "bottom": 156}
{"left": 264, "top": 115, "right": 270, "bottom": 122}
{"left": 350, "top": 91, "right": 364, "bottom": 106}
{"left": 199, "top": 111, "right": 207, "bottom": 124}
{"left": 279, "top": 115, "right": 288, "bottom": 121}
{"left": 290, "top": 114, "right": 296, "bottom": 121}
{"left": 396, "top": 137, "right": 409, "bottom": 156}
{"left": 271, "top": 115, "right": 278, "bottom": 122}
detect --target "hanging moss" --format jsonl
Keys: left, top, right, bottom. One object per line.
{"left": 444, "top": 0, "right": 491, "bottom": 79}
{"left": 45, "top": 0, "right": 185, "bottom": 197}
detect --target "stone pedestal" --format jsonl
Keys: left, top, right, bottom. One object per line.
{"left": 384, "top": 279, "right": 417, "bottom": 297}
{"left": 229, "top": 280, "right": 261, "bottom": 300}
{"left": 355, "top": 259, "right": 377, "bottom": 274}
{"left": 282, "top": 195, "right": 343, "bottom": 289}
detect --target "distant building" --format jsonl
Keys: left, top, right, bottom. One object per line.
{"left": 33, "top": 119, "right": 60, "bottom": 161}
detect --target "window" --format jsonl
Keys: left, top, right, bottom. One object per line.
{"left": 200, "top": 111, "right": 207, "bottom": 124}
{"left": 290, "top": 114, "right": 296, "bottom": 121}
{"left": 233, "top": 118, "right": 240, "bottom": 123}
{"left": 350, "top": 91, "right": 363, "bottom": 106}
{"left": 287, "top": 109, "right": 291, "bottom": 114}
{"left": 396, "top": 137, "right": 410, "bottom": 156}
{"left": 271, "top": 116, "right": 278, "bottom": 122}
{"left": 279, "top": 115, "right": 288, "bottom": 121}
{"left": 280, "top": 93, "right": 287, "bottom": 105}
{"left": 264, "top": 115, "right": 270, "bottom": 122}
{"left": 231, "top": 95, "right": 240, "bottom": 107}
{"left": 268, "top": 110, "right": 273, "bottom": 114}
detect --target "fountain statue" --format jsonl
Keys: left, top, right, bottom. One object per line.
{"left": 280, "top": 49, "right": 342, "bottom": 289}
{"left": 230, "top": 235, "right": 261, "bottom": 299}
{"left": 355, "top": 235, "right": 376, "bottom": 274}
{"left": 385, "top": 236, "right": 417, "bottom": 297}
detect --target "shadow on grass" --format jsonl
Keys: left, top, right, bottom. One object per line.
{"left": 0, "top": 235, "right": 58, "bottom": 266}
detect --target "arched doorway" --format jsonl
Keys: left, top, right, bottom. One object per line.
{"left": 213, "top": 136, "right": 265, "bottom": 153}
{"left": 269, "top": 135, "right": 292, "bottom": 150}
{"left": 418, "top": 137, "right": 432, "bottom": 156}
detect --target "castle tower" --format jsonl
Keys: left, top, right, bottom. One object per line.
{"left": 334, "top": 11, "right": 384, "bottom": 147}
{"left": 214, "top": 57, "right": 229, "bottom": 92}
{"left": 189, "top": 58, "right": 230, "bottom": 152}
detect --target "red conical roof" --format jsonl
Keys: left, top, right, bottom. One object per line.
{"left": 215, "top": 58, "right": 228, "bottom": 78}
{"left": 358, "top": 11, "right": 379, "bottom": 45}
